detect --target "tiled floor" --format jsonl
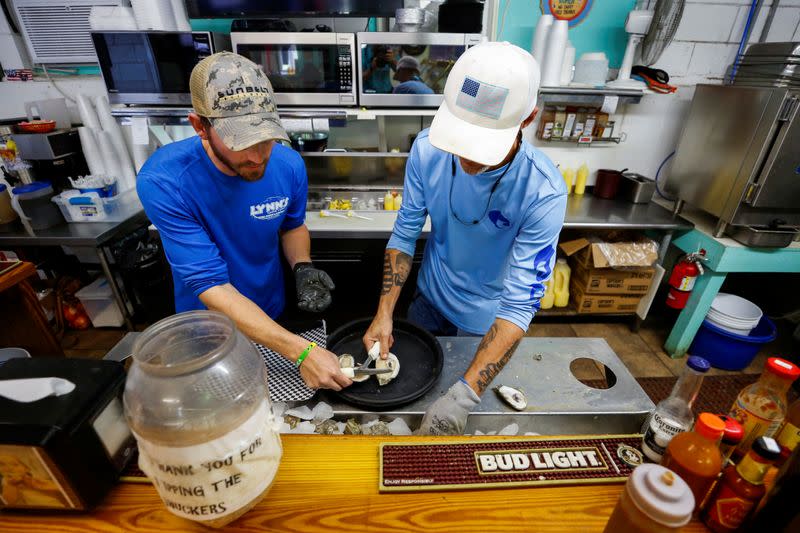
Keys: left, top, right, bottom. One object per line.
{"left": 63, "top": 318, "right": 791, "bottom": 382}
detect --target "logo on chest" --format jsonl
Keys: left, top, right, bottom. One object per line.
{"left": 250, "top": 196, "right": 289, "bottom": 221}
{"left": 488, "top": 210, "right": 511, "bottom": 229}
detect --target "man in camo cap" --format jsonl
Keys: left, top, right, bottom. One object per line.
{"left": 138, "top": 52, "right": 351, "bottom": 392}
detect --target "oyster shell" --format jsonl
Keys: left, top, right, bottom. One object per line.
{"left": 375, "top": 353, "right": 400, "bottom": 386}
{"left": 493, "top": 385, "right": 527, "bottom": 411}
{"left": 344, "top": 418, "right": 363, "bottom": 435}
{"left": 338, "top": 353, "right": 369, "bottom": 382}
{"left": 369, "top": 421, "right": 391, "bottom": 435}
{"left": 314, "top": 419, "right": 339, "bottom": 435}
{"left": 284, "top": 414, "right": 301, "bottom": 429}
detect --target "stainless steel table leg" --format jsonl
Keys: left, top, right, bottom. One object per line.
{"left": 96, "top": 246, "right": 134, "bottom": 331}
{"left": 658, "top": 230, "right": 673, "bottom": 264}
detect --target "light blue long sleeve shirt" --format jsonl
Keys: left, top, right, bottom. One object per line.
{"left": 387, "top": 129, "right": 567, "bottom": 335}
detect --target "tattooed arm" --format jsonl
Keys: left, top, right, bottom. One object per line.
{"left": 362, "top": 248, "right": 412, "bottom": 359}
{"left": 463, "top": 318, "right": 524, "bottom": 395}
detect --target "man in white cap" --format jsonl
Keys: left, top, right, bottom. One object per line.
{"left": 363, "top": 42, "right": 567, "bottom": 435}
{"left": 392, "top": 56, "right": 433, "bottom": 95}
{"left": 138, "top": 52, "right": 350, "bottom": 392}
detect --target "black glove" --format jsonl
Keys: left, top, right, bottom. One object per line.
{"left": 293, "top": 262, "right": 335, "bottom": 313}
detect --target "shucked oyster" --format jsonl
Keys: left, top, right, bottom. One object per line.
{"left": 375, "top": 353, "right": 400, "bottom": 386}
{"left": 338, "top": 353, "right": 369, "bottom": 382}
{"left": 493, "top": 385, "right": 527, "bottom": 411}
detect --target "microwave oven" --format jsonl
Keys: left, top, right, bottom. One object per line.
{"left": 231, "top": 32, "right": 357, "bottom": 107}
{"left": 357, "top": 32, "right": 483, "bottom": 108}
{"left": 91, "top": 31, "right": 229, "bottom": 106}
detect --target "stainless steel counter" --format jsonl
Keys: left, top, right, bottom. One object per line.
{"left": 306, "top": 194, "right": 693, "bottom": 239}
{"left": 105, "top": 334, "right": 655, "bottom": 436}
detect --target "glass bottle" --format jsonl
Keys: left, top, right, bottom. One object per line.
{"left": 729, "top": 357, "right": 800, "bottom": 458}
{"left": 745, "top": 446, "right": 800, "bottom": 532}
{"left": 661, "top": 412, "right": 725, "bottom": 507}
{"left": 124, "top": 311, "right": 282, "bottom": 528}
{"left": 717, "top": 415, "right": 744, "bottom": 466}
{"left": 774, "top": 397, "right": 800, "bottom": 466}
{"left": 702, "top": 436, "right": 782, "bottom": 532}
{"left": 642, "top": 356, "right": 710, "bottom": 463}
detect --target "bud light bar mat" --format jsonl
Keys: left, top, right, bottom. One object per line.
{"left": 379, "top": 435, "right": 645, "bottom": 492}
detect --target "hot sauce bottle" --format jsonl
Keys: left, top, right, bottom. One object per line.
{"left": 774, "top": 397, "right": 800, "bottom": 466}
{"left": 702, "top": 436, "right": 781, "bottom": 532}
{"left": 729, "top": 357, "right": 800, "bottom": 458}
{"left": 661, "top": 412, "right": 725, "bottom": 508}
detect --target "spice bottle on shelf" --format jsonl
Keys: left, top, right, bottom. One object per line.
{"left": 774, "top": 397, "right": 800, "bottom": 466}
{"left": 729, "top": 357, "right": 800, "bottom": 458}
{"left": 642, "top": 356, "right": 711, "bottom": 463}
{"left": 603, "top": 464, "right": 694, "bottom": 533}
{"left": 661, "top": 412, "right": 725, "bottom": 507}
{"left": 702, "top": 436, "right": 782, "bottom": 532}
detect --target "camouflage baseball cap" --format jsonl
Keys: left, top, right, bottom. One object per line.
{"left": 190, "top": 52, "right": 289, "bottom": 151}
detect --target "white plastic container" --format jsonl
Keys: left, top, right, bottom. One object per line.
{"left": 75, "top": 277, "right": 124, "bottom": 327}
{"left": 705, "top": 293, "right": 762, "bottom": 336}
{"left": 573, "top": 52, "right": 609, "bottom": 87}
{"left": 52, "top": 188, "right": 138, "bottom": 223}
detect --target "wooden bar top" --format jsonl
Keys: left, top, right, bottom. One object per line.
{"left": 0, "top": 435, "right": 709, "bottom": 532}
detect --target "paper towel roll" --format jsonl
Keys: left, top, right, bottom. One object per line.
{"left": 560, "top": 41, "right": 576, "bottom": 86}
{"left": 77, "top": 95, "right": 101, "bottom": 130}
{"left": 541, "top": 20, "right": 568, "bottom": 87}
{"left": 131, "top": 0, "right": 176, "bottom": 31}
{"left": 171, "top": 0, "right": 192, "bottom": 31}
{"left": 531, "top": 14, "right": 553, "bottom": 67}
{"left": 78, "top": 127, "right": 106, "bottom": 176}
{"left": 97, "top": 130, "right": 124, "bottom": 184}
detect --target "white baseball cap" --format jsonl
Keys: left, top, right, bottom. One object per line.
{"left": 429, "top": 41, "right": 540, "bottom": 166}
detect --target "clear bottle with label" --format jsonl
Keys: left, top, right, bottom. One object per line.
{"left": 729, "top": 357, "right": 800, "bottom": 458}
{"left": 552, "top": 258, "right": 571, "bottom": 308}
{"left": 642, "top": 356, "right": 711, "bottom": 463}
{"left": 124, "top": 311, "right": 283, "bottom": 527}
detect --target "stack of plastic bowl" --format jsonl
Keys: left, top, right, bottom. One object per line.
{"left": 705, "top": 293, "right": 763, "bottom": 336}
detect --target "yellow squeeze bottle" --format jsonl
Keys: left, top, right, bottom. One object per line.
{"left": 384, "top": 191, "right": 393, "bottom": 211}
{"left": 540, "top": 280, "right": 555, "bottom": 309}
{"left": 553, "top": 259, "right": 571, "bottom": 308}
{"left": 575, "top": 163, "right": 589, "bottom": 195}
{"left": 393, "top": 193, "right": 403, "bottom": 210}
{"left": 561, "top": 167, "right": 574, "bottom": 195}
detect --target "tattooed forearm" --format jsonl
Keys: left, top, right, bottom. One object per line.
{"left": 475, "top": 339, "right": 521, "bottom": 393}
{"left": 380, "top": 251, "right": 412, "bottom": 295}
{"left": 475, "top": 323, "right": 498, "bottom": 355}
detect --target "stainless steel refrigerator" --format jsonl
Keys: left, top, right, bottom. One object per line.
{"left": 665, "top": 84, "right": 800, "bottom": 247}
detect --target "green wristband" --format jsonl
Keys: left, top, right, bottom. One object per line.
{"left": 296, "top": 342, "right": 317, "bottom": 368}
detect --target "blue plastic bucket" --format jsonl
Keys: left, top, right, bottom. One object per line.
{"left": 689, "top": 316, "right": 777, "bottom": 371}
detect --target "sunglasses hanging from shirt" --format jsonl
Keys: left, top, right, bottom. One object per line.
{"left": 449, "top": 132, "right": 520, "bottom": 226}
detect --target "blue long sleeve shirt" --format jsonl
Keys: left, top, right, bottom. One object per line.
{"left": 387, "top": 130, "right": 567, "bottom": 334}
{"left": 136, "top": 137, "right": 307, "bottom": 316}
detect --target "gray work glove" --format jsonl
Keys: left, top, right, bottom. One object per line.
{"left": 417, "top": 379, "right": 480, "bottom": 436}
{"left": 294, "top": 262, "right": 335, "bottom": 313}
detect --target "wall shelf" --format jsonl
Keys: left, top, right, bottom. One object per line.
{"left": 539, "top": 136, "right": 624, "bottom": 146}
{"left": 539, "top": 86, "right": 645, "bottom": 106}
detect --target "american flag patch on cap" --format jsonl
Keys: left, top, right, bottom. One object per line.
{"left": 455, "top": 76, "right": 509, "bottom": 120}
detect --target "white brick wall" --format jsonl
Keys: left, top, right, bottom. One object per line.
{"left": 652, "top": 0, "right": 800, "bottom": 85}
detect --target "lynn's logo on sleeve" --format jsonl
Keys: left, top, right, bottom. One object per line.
{"left": 250, "top": 196, "right": 289, "bottom": 221}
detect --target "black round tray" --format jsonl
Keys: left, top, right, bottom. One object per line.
{"left": 327, "top": 318, "right": 443, "bottom": 411}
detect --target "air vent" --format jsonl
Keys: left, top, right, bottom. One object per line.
{"left": 11, "top": 1, "right": 125, "bottom": 64}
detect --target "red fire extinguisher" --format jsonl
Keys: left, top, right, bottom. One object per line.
{"left": 666, "top": 251, "right": 706, "bottom": 309}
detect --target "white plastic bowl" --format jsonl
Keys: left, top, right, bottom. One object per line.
{"left": 709, "top": 293, "right": 763, "bottom": 321}
{"left": 705, "top": 316, "right": 755, "bottom": 336}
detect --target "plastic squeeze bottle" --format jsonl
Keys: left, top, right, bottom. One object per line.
{"left": 552, "top": 259, "right": 570, "bottom": 308}
{"left": 575, "top": 163, "right": 589, "bottom": 195}
{"left": 729, "top": 357, "right": 800, "bottom": 458}
{"left": 642, "top": 356, "right": 711, "bottom": 463}
{"left": 383, "top": 191, "right": 393, "bottom": 211}
{"left": 702, "top": 436, "right": 782, "bottom": 532}
{"left": 392, "top": 192, "right": 403, "bottom": 210}
{"left": 603, "top": 464, "right": 694, "bottom": 533}
{"left": 561, "top": 167, "right": 574, "bottom": 194}
{"left": 661, "top": 413, "right": 726, "bottom": 508}
{"left": 540, "top": 280, "right": 555, "bottom": 309}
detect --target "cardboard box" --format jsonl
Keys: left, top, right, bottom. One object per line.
{"left": 571, "top": 262, "right": 655, "bottom": 295}
{"left": 572, "top": 283, "right": 643, "bottom": 314}
{"left": 559, "top": 236, "right": 659, "bottom": 269}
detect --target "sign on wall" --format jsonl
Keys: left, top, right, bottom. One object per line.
{"left": 542, "top": 0, "right": 594, "bottom": 27}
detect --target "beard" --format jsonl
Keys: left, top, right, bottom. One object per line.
{"left": 208, "top": 137, "right": 267, "bottom": 182}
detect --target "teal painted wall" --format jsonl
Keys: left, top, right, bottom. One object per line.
{"left": 496, "top": 0, "right": 636, "bottom": 68}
